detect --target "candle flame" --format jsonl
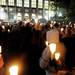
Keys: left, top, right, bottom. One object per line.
{"left": 9, "top": 65, "right": 19, "bottom": 75}
{"left": 35, "top": 18, "right": 38, "bottom": 24}
{"left": 55, "top": 52, "right": 60, "bottom": 61}
{"left": 45, "top": 41, "right": 48, "bottom": 46}
{"left": 61, "top": 28, "right": 64, "bottom": 32}
{"left": 49, "top": 43, "right": 56, "bottom": 54}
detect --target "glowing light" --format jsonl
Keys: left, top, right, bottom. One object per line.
{"left": 0, "top": 12, "right": 6, "bottom": 19}
{"left": 61, "top": 28, "right": 64, "bottom": 32}
{"left": 45, "top": 41, "right": 48, "bottom": 46}
{"left": 50, "top": 24, "right": 53, "bottom": 28}
{"left": 17, "top": 13, "right": 21, "bottom": 16}
{"left": 0, "top": 8, "right": 4, "bottom": 12}
{"left": 69, "top": 22, "right": 71, "bottom": 25}
{"left": 55, "top": 52, "right": 60, "bottom": 61}
{"left": 8, "top": 23, "right": 9, "bottom": 25}
{"left": 14, "top": 15, "right": 17, "bottom": 20}
{"left": 74, "top": 24, "right": 75, "bottom": 28}
{"left": 44, "top": 16, "right": 48, "bottom": 20}
{"left": 49, "top": 43, "right": 56, "bottom": 54}
{"left": 25, "top": 13, "right": 29, "bottom": 17}
{"left": 9, "top": 8, "right": 13, "bottom": 11}
{"left": 0, "top": 8, "right": 6, "bottom": 20}
{"left": 35, "top": 18, "right": 38, "bottom": 24}
{"left": 32, "top": 14, "right": 36, "bottom": 19}
{"left": 58, "top": 12, "right": 62, "bottom": 17}
{"left": 54, "top": 21, "right": 56, "bottom": 24}
{"left": 40, "top": 23, "right": 43, "bottom": 26}
{"left": 66, "top": 25, "right": 68, "bottom": 27}
{"left": 0, "top": 46, "right": 2, "bottom": 53}
{"left": 51, "top": 21, "right": 53, "bottom": 24}
{"left": 9, "top": 65, "right": 19, "bottom": 75}
{"left": 38, "top": 15, "right": 42, "bottom": 19}
{"left": 27, "top": 19, "right": 30, "bottom": 23}
{"left": 2, "top": 25, "right": 5, "bottom": 29}
{"left": 8, "top": 29, "right": 10, "bottom": 32}
{"left": 17, "top": 13, "right": 22, "bottom": 20}
{"left": 49, "top": 11, "right": 55, "bottom": 17}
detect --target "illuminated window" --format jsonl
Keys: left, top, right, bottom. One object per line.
{"left": 44, "top": 0, "right": 48, "bottom": 9}
{"left": 0, "top": 0, "right": 6, "bottom": 5}
{"left": 44, "top": 10, "right": 48, "bottom": 20}
{"left": 17, "top": 0, "right": 22, "bottom": 7}
{"left": 38, "top": 0, "right": 43, "bottom": 8}
{"left": 24, "top": 13, "right": 29, "bottom": 19}
{"left": 8, "top": 0, "right": 14, "bottom": 6}
{"left": 17, "top": 13, "right": 22, "bottom": 21}
{"left": 32, "top": 13, "right": 36, "bottom": 19}
{"left": 9, "top": 8, "right": 16, "bottom": 22}
{"left": 31, "top": 0, "right": 36, "bottom": 8}
{"left": 24, "top": 0, "right": 29, "bottom": 7}
{"left": 0, "top": 8, "right": 6, "bottom": 20}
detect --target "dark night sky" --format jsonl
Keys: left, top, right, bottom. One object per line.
{"left": 63, "top": 0, "right": 71, "bottom": 5}
{"left": 51, "top": 0, "right": 71, "bottom": 7}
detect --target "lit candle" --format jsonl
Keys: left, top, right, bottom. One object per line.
{"left": 50, "top": 24, "right": 53, "bottom": 28}
{"left": 55, "top": 52, "right": 60, "bottom": 61}
{"left": 2, "top": 25, "right": 5, "bottom": 29}
{"left": 61, "top": 28, "right": 64, "bottom": 32}
{"left": 45, "top": 41, "right": 48, "bottom": 46}
{"left": 9, "top": 65, "right": 19, "bottom": 75}
{"left": 49, "top": 43, "right": 56, "bottom": 60}
{"left": 8, "top": 29, "right": 10, "bottom": 32}
{"left": 35, "top": 18, "right": 38, "bottom": 24}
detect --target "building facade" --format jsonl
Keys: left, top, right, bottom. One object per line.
{"left": 0, "top": 0, "right": 67, "bottom": 22}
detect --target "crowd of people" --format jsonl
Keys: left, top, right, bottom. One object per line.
{"left": 0, "top": 20, "right": 75, "bottom": 75}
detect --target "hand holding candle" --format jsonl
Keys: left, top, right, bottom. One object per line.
{"left": 49, "top": 43, "right": 56, "bottom": 60}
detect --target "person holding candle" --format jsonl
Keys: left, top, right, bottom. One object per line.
{"left": 39, "top": 23, "right": 66, "bottom": 75}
